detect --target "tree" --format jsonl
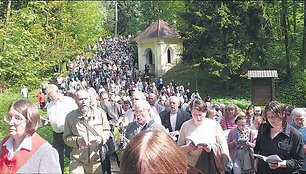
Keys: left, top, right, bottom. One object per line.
{"left": 302, "top": 1, "right": 306, "bottom": 65}
{"left": 281, "top": 0, "right": 291, "bottom": 80}
{"left": 0, "top": 1, "right": 110, "bottom": 87}
{"left": 117, "top": 1, "right": 185, "bottom": 37}
{"left": 180, "top": 1, "right": 269, "bottom": 89}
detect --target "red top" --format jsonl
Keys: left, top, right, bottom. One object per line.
{"left": 38, "top": 93, "right": 45, "bottom": 103}
{"left": 0, "top": 133, "right": 46, "bottom": 173}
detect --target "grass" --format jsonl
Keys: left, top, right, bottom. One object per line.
{"left": 162, "top": 61, "right": 252, "bottom": 109}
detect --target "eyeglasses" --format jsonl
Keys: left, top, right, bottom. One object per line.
{"left": 5, "top": 115, "right": 26, "bottom": 124}
{"left": 133, "top": 109, "right": 148, "bottom": 115}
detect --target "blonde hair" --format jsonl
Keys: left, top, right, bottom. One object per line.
{"left": 207, "top": 109, "right": 216, "bottom": 120}
{"left": 223, "top": 103, "right": 239, "bottom": 118}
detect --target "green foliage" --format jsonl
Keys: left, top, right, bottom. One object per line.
{"left": 180, "top": 1, "right": 270, "bottom": 87}
{"left": 277, "top": 65, "right": 306, "bottom": 107}
{"left": 37, "top": 125, "right": 53, "bottom": 143}
{"left": 117, "top": 1, "right": 186, "bottom": 37}
{"left": 0, "top": 0, "right": 306, "bottom": 113}
{"left": 0, "top": 1, "right": 110, "bottom": 89}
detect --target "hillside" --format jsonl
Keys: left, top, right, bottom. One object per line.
{"left": 162, "top": 61, "right": 252, "bottom": 109}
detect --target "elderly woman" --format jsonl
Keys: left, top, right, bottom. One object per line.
{"left": 178, "top": 99, "right": 230, "bottom": 174}
{"left": 120, "top": 130, "right": 188, "bottom": 174}
{"left": 0, "top": 100, "right": 61, "bottom": 173}
{"left": 220, "top": 103, "right": 239, "bottom": 131}
{"left": 254, "top": 101, "right": 303, "bottom": 174}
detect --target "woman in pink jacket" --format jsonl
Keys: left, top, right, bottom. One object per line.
{"left": 227, "top": 115, "right": 257, "bottom": 174}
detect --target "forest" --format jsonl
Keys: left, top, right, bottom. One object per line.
{"left": 1, "top": 1, "right": 306, "bottom": 106}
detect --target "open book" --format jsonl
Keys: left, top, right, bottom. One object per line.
{"left": 253, "top": 154, "right": 283, "bottom": 163}
{"left": 186, "top": 136, "right": 210, "bottom": 147}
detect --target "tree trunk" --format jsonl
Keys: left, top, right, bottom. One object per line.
{"left": 301, "top": 1, "right": 306, "bottom": 65}
{"left": 281, "top": 0, "right": 291, "bottom": 81}
{"left": 293, "top": 0, "right": 297, "bottom": 34}
{"left": 1, "top": 0, "right": 11, "bottom": 52}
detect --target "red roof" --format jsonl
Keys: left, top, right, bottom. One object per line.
{"left": 134, "top": 19, "right": 180, "bottom": 42}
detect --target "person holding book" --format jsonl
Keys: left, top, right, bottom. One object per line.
{"left": 178, "top": 99, "right": 230, "bottom": 174}
{"left": 227, "top": 115, "right": 257, "bottom": 174}
{"left": 160, "top": 96, "right": 191, "bottom": 140}
{"left": 63, "top": 90, "right": 111, "bottom": 174}
{"left": 254, "top": 101, "right": 303, "bottom": 174}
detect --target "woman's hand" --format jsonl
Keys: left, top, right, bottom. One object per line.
{"left": 199, "top": 144, "right": 212, "bottom": 153}
{"left": 232, "top": 139, "right": 237, "bottom": 144}
{"left": 169, "top": 130, "right": 179, "bottom": 137}
{"left": 269, "top": 160, "right": 287, "bottom": 170}
{"left": 269, "top": 162, "right": 279, "bottom": 170}
{"left": 181, "top": 141, "right": 197, "bottom": 154}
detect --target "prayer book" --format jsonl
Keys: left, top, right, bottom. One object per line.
{"left": 253, "top": 154, "right": 283, "bottom": 163}
{"left": 186, "top": 136, "right": 210, "bottom": 147}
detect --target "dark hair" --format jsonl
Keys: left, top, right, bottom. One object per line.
{"left": 284, "top": 104, "right": 294, "bottom": 117}
{"left": 120, "top": 130, "right": 188, "bottom": 173}
{"left": 263, "top": 101, "right": 287, "bottom": 128}
{"left": 99, "top": 91, "right": 109, "bottom": 99}
{"left": 234, "top": 115, "right": 246, "bottom": 124}
{"left": 204, "top": 95, "right": 211, "bottom": 102}
{"left": 247, "top": 104, "right": 255, "bottom": 111}
{"left": 190, "top": 99, "right": 207, "bottom": 112}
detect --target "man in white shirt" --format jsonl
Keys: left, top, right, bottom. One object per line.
{"left": 46, "top": 84, "right": 78, "bottom": 173}
{"left": 20, "top": 86, "right": 28, "bottom": 99}
{"left": 160, "top": 96, "right": 191, "bottom": 140}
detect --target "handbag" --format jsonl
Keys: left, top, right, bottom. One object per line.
{"left": 104, "top": 134, "right": 117, "bottom": 155}
{"left": 212, "top": 127, "right": 232, "bottom": 174}
{"left": 195, "top": 150, "right": 218, "bottom": 174}
{"left": 242, "top": 148, "right": 255, "bottom": 173}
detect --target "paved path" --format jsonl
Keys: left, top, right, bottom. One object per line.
{"left": 111, "top": 157, "right": 120, "bottom": 173}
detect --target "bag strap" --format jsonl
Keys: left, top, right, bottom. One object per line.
{"left": 80, "top": 118, "right": 99, "bottom": 137}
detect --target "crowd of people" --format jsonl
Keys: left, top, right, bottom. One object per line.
{"left": 1, "top": 36, "right": 306, "bottom": 174}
